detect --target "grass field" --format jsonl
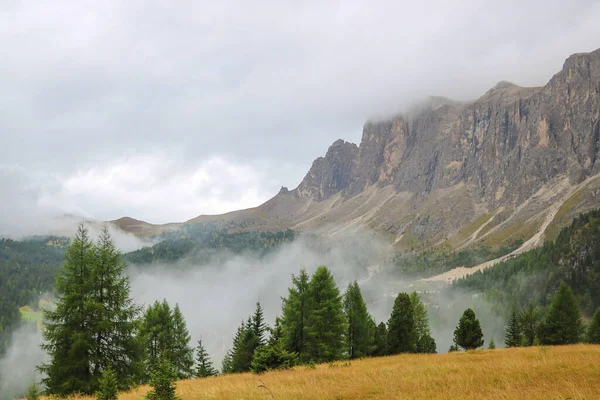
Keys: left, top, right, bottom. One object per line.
{"left": 41, "top": 345, "right": 600, "bottom": 400}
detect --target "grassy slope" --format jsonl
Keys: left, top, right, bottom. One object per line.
{"left": 49, "top": 345, "right": 600, "bottom": 400}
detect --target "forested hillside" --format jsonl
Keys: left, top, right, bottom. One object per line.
{"left": 0, "top": 237, "right": 65, "bottom": 355}
{"left": 454, "top": 209, "right": 600, "bottom": 317}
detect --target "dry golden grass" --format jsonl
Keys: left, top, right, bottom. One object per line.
{"left": 44, "top": 345, "right": 600, "bottom": 400}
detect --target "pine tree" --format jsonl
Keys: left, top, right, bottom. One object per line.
{"left": 145, "top": 358, "right": 179, "bottom": 400}
{"left": 372, "top": 322, "right": 388, "bottom": 356}
{"left": 172, "top": 304, "right": 194, "bottom": 379}
{"left": 588, "top": 307, "right": 600, "bottom": 344}
{"left": 409, "top": 292, "right": 435, "bottom": 353}
{"left": 230, "top": 319, "right": 258, "bottom": 373}
{"left": 387, "top": 293, "right": 417, "bottom": 354}
{"left": 304, "top": 266, "right": 346, "bottom": 362}
{"left": 542, "top": 282, "right": 582, "bottom": 345}
{"left": 39, "top": 225, "right": 142, "bottom": 395}
{"left": 281, "top": 269, "right": 310, "bottom": 359}
{"left": 519, "top": 305, "right": 540, "bottom": 346}
{"left": 453, "top": 308, "right": 484, "bottom": 350}
{"left": 251, "top": 302, "right": 267, "bottom": 346}
{"left": 26, "top": 382, "right": 40, "bottom": 400}
{"left": 195, "top": 338, "right": 217, "bottom": 378}
{"left": 221, "top": 350, "right": 233, "bottom": 374}
{"left": 96, "top": 366, "right": 118, "bottom": 400}
{"left": 488, "top": 338, "right": 496, "bottom": 349}
{"left": 343, "top": 282, "right": 375, "bottom": 359}
{"left": 504, "top": 310, "right": 521, "bottom": 347}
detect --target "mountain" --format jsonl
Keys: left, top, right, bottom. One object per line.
{"left": 117, "top": 48, "right": 600, "bottom": 256}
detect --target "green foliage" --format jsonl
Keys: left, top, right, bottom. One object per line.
{"left": 453, "top": 308, "right": 484, "bottom": 350}
{"left": 281, "top": 269, "right": 310, "bottom": 358}
{"left": 504, "top": 310, "right": 521, "bottom": 347}
{"left": 416, "top": 334, "right": 437, "bottom": 353}
{"left": 304, "top": 266, "right": 346, "bottom": 362}
{"left": 195, "top": 338, "right": 217, "bottom": 378}
{"left": 387, "top": 293, "right": 416, "bottom": 354}
{"left": 250, "top": 344, "right": 298, "bottom": 373}
{"left": 221, "top": 351, "right": 233, "bottom": 375}
{"left": 96, "top": 366, "right": 118, "bottom": 400}
{"left": 139, "top": 300, "right": 194, "bottom": 381}
{"left": 372, "top": 322, "right": 388, "bottom": 356}
{"left": 488, "top": 338, "right": 496, "bottom": 349}
{"left": 39, "top": 224, "right": 141, "bottom": 396}
{"left": 25, "top": 382, "right": 40, "bottom": 400}
{"left": 409, "top": 292, "right": 435, "bottom": 353}
{"left": 519, "top": 305, "right": 541, "bottom": 346}
{"left": 251, "top": 302, "right": 267, "bottom": 347}
{"left": 454, "top": 209, "right": 600, "bottom": 318}
{"left": 587, "top": 308, "right": 600, "bottom": 344}
{"left": 541, "top": 282, "right": 583, "bottom": 345}
{"left": 448, "top": 344, "right": 459, "bottom": 352}
{"left": 343, "top": 281, "right": 375, "bottom": 359}
{"left": 145, "top": 359, "right": 179, "bottom": 400}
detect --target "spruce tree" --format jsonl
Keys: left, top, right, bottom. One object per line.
{"left": 453, "top": 308, "right": 484, "bottom": 350}
{"left": 409, "top": 292, "right": 436, "bottom": 353}
{"left": 230, "top": 319, "right": 258, "bottom": 373}
{"left": 281, "top": 269, "right": 310, "bottom": 359}
{"left": 387, "top": 293, "right": 417, "bottom": 354}
{"left": 343, "top": 282, "right": 375, "bottom": 359}
{"left": 488, "top": 338, "right": 496, "bottom": 349}
{"left": 145, "top": 358, "right": 179, "bottom": 400}
{"left": 542, "top": 282, "right": 582, "bottom": 345}
{"left": 519, "top": 305, "right": 540, "bottom": 346}
{"left": 39, "top": 225, "right": 142, "bottom": 395}
{"left": 372, "top": 322, "right": 388, "bottom": 356}
{"left": 195, "top": 338, "right": 217, "bottom": 378}
{"left": 304, "top": 266, "right": 346, "bottom": 362}
{"left": 172, "top": 304, "right": 194, "bottom": 379}
{"left": 96, "top": 366, "right": 118, "bottom": 400}
{"left": 588, "top": 307, "right": 600, "bottom": 344}
{"left": 251, "top": 302, "right": 267, "bottom": 346}
{"left": 221, "top": 350, "right": 233, "bottom": 375}
{"left": 504, "top": 310, "right": 521, "bottom": 347}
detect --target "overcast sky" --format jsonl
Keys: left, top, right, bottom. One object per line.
{"left": 2, "top": 0, "right": 600, "bottom": 227}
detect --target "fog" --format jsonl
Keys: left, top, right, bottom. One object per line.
{"left": 0, "top": 231, "right": 506, "bottom": 396}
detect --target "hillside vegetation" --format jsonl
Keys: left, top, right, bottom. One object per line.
{"left": 40, "top": 345, "right": 600, "bottom": 400}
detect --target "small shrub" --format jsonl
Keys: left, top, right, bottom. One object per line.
{"left": 96, "top": 365, "right": 119, "bottom": 400}
{"left": 26, "top": 382, "right": 40, "bottom": 400}
{"left": 305, "top": 360, "right": 316, "bottom": 370}
{"left": 146, "top": 359, "right": 180, "bottom": 400}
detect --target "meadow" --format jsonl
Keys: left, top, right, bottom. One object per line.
{"left": 43, "top": 345, "right": 600, "bottom": 400}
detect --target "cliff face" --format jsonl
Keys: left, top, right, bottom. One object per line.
{"left": 120, "top": 48, "right": 600, "bottom": 253}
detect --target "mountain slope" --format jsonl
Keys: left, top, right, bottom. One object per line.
{"left": 118, "top": 48, "right": 600, "bottom": 255}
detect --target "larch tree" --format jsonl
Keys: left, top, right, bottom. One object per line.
{"left": 409, "top": 292, "right": 436, "bottom": 353}
{"left": 281, "top": 269, "right": 310, "bottom": 359}
{"left": 343, "top": 281, "right": 375, "bottom": 359}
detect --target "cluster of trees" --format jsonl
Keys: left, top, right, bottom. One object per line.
{"left": 505, "top": 282, "right": 600, "bottom": 347}
{"left": 454, "top": 209, "right": 600, "bottom": 317}
{"left": 218, "top": 267, "right": 438, "bottom": 375}
{"left": 36, "top": 225, "right": 218, "bottom": 398}
{"left": 124, "top": 223, "right": 295, "bottom": 265}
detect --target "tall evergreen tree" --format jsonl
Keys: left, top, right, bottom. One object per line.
{"left": 281, "top": 269, "right": 310, "bottom": 358}
{"left": 587, "top": 307, "right": 600, "bottom": 344}
{"left": 542, "top": 282, "right": 583, "bottom": 345}
{"left": 39, "top": 224, "right": 141, "bottom": 395}
{"left": 343, "top": 282, "right": 375, "bottom": 359}
{"left": 230, "top": 319, "right": 258, "bottom": 373}
{"left": 195, "top": 338, "right": 217, "bottom": 378}
{"left": 409, "top": 292, "right": 436, "bottom": 353}
{"left": 304, "top": 266, "right": 346, "bottom": 362}
{"left": 519, "top": 305, "right": 540, "bottom": 346}
{"left": 372, "top": 322, "right": 388, "bottom": 356}
{"left": 387, "top": 293, "right": 417, "bottom": 354}
{"left": 453, "top": 308, "right": 484, "bottom": 350}
{"left": 504, "top": 310, "right": 521, "bottom": 347}
{"left": 172, "top": 304, "right": 194, "bottom": 379}
{"left": 221, "top": 350, "right": 233, "bottom": 375}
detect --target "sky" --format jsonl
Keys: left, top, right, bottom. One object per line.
{"left": 2, "top": 0, "right": 600, "bottom": 226}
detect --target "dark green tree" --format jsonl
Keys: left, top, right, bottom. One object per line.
{"left": 541, "top": 282, "right": 583, "bottom": 345}
{"left": 372, "top": 322, "right": 388, "bottom": 356}
{"left": 409, "top": 292, "right": 436, "bottom": 353}
{"left": 504, "top": 310, "right": 521, "bottom": 347}
{"left": 453, "top": 308, "right": 484, "bottom": 350}
{"left": 304, "top": 266, "right": 346, "bottom": 362}
{"left": 416, "top": 333, "right": 437, "bottom": 354}
{"left": 195, "top": 338, "right": 217, "bottom": 378}
{"left": 519, "top": 305, "right": 540, "bottom": 346}
{"left": 145, "top": 358, "right": 179, "bottom": 400}
{"left": 343, "top": 281, "right": 375, "bottom": 359}
{"left": 39, "top": 224, "right": 141, "bottom": 395}
{"left": 172, "top": 304, "right": 194, "bottom": 379}
{"left": 387, "top": 293, "right": 417, "bottom": 354}
{"left": 587, "top": 307, "right": 600, "bottom": 344}
{"left": 230, "top": 319, "right": 258, "bottom": 373}
{"left": 250, "top": 345, "right": 298, "bottom": 374}
{"left": 281, "top": 269, "right": 310, "bottom": 358}
{"left": 96, "top": 366, "right": 118, "bottom": 400}
{"left": 221, "top": 350, "right": 233, "bottom": 375}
